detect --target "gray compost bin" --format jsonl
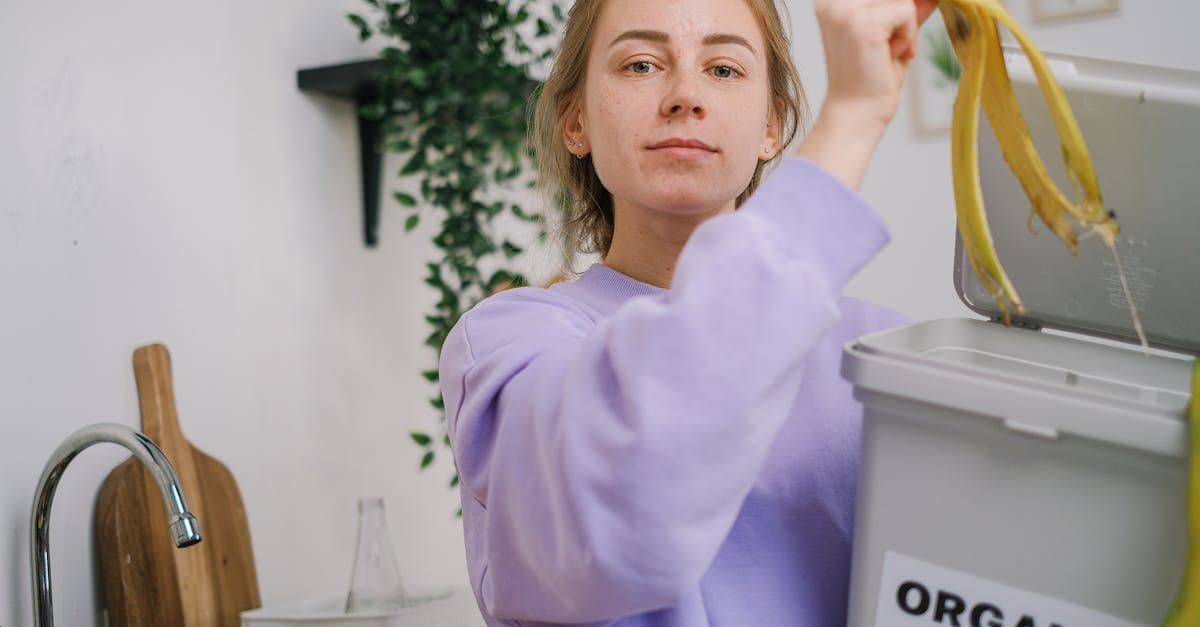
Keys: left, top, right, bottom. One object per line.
{"left": 842, "top": 50, "right": 1200, "bottom": 627}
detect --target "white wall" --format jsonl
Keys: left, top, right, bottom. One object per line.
{"left": 1, "top": 2, "right": 462, "bottom": 625}
{"left": 1, "top": 1, "right": 1197, "bottom": 626}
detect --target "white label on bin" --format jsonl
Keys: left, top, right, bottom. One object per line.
{"left": 875, "top": 551, "right": 1151, "bottom": 627}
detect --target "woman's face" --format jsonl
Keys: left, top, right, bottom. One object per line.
{"left": 569, "top": 0, "right": 779, "bottom": 217}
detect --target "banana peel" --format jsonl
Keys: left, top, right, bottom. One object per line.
{"left": 936, "top": 0, "right": 1129, "bottom": 329}
{"left": 1161, "top": 358, "right": 1200, "bottom": 627}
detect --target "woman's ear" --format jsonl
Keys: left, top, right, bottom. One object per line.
{"left": 561, "top": 101, "right": 589, "bottom": 156}
{"left": 759, "top": 104, "right": 783, "bottom": 161}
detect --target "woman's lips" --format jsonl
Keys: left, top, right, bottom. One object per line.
{"left": 647, "top": 138, "right": 718, "bottom": 160}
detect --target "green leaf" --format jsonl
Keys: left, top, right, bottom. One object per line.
{"left": 925, "top": 30, "right": 962, "bottom": 85}
{"left": 406, "top": 67, "right": 430, "bottom": 90}
{"left": 393, "top": 191, "right": 417, "bottom": 207}
{"left": 405, "top": 215, "right": 420, "bottom": 232}
{"left": 449, "top": 474, "right": 460, "bottom": 488}
{"left": 400, "top": 152, "right": 425, "bottom": 175}
{"left": 421, "top": 369, "right": 439, "bottom": 382}
{"left": 358, "top": 102, "right": 386, "bottom": 120}
{"left": 347, "top": 13, "right": 372, "bottom": 41}
{"left": 381, "top": 46, "right": 404, "bottom": 62}
{"left": 511, "top": 204, "right": 540, "bottom": 223}
{"left": 387, "top": 139, "right": 413, "bottom": 153}
{"left": 410, "top": 432, "right": 432, "bottom": 446}
{"left": 420, "top": 451, "right": 435, "bottom": 469}
{"left": 484, "top": 270, "right": 511, "bottom": 292}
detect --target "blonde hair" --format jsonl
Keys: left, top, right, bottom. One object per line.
{"left": 531, "top": 0, "right": 810, "bottom": 268}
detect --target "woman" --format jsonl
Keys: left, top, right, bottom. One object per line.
{"left": 440, "top": 0, "right": 936, "bottom": 624}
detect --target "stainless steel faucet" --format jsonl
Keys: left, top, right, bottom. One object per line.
{"left": 30, "top": 422, "right": 203, "bottom": 627}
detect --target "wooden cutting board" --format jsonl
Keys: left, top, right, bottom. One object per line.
{"left": 97, "top": 343, "right": 261, "bottom": 626}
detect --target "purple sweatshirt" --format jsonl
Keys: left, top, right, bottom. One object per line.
{"left": 439, "top": 156, "right": 907, "bottom": 626}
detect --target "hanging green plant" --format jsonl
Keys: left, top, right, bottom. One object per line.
{"left": 925, "top": 24, "right": 962, "bottom": 86}
{"left": 347, "top": 0, "right": 563, "bottom": 493}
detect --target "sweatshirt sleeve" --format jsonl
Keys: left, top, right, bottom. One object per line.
{"left": 438, "top": 157, "right": 889, "bottom": 623}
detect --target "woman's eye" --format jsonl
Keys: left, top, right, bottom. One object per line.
{"left": 711, "top": 65, "right": 739, "bottom": 79}
{"left": 628, "top": 61, "right": 654, "bottom": 74}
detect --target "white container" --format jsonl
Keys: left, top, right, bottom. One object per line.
{"left": 240, "top": 586, "right": 484, "bottom": 627}
{"left": 841, "top": 49, "right": 1199, "bottom": 627}
{"left": 842, "top": 318, "right": 1192, "bottom": 626}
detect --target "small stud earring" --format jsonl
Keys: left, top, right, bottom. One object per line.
{"left": 764, "top": 148, "right": 771, "bottom": 154}
{"left": 767, "top": 122, "right": 773, "bottom": 127}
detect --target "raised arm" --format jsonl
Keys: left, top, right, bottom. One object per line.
{"left": 440, "top": 157, "right": 888, "bottom": 623}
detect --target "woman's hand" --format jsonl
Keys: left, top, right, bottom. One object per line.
{"left": 821, "top": 0, "right": 938, "bottom": 127}
{"left": 794, "top": 0, "right": 938, "bottom": 190}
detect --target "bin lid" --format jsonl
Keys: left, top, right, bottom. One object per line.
{"left": 957, "top": 49, "right": 1200, "bottom": 354}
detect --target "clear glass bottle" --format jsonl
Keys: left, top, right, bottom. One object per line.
{"left": 345, "top": 497, "right": 409, "bottom": 613}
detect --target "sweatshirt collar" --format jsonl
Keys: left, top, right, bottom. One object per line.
{"left": 574, "top": 263, "right": 665, "bottom": 302}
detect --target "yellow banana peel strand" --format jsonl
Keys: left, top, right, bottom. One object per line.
{"left": 1161, "top": 358, "right": 1200, "bottom": 626}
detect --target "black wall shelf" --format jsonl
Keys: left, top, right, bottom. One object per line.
{"left": 297, "top": 59, "right": 388, "bottom": 247}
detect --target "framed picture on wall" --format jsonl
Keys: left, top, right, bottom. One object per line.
{"left": 1032, "top": 0, "right": 1119, "bottom": 22}
{"left": 910, "top": 15, "right": 960, "bottom": 135}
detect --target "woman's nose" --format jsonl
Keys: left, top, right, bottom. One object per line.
{"left": 660, "top": 73, "right": 705, "bottom": 119}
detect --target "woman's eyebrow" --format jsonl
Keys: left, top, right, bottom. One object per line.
{"left": 609, "top": 29, "right": 669, "bottom": 47}
{"left": 702, "top": 33, "right": 756, "bottom": 55}
{"left": 608, "top": 30, "right": 757, "bottom": 55}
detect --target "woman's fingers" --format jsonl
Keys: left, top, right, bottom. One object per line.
{"left": 915, "top": 0, "right": 939, "bottom": 25}
{"left": 884, "top": 1, "right": 921, "bottom": 61}
{"left": 814, "top": 0, "right": 930, "bottom": 126}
